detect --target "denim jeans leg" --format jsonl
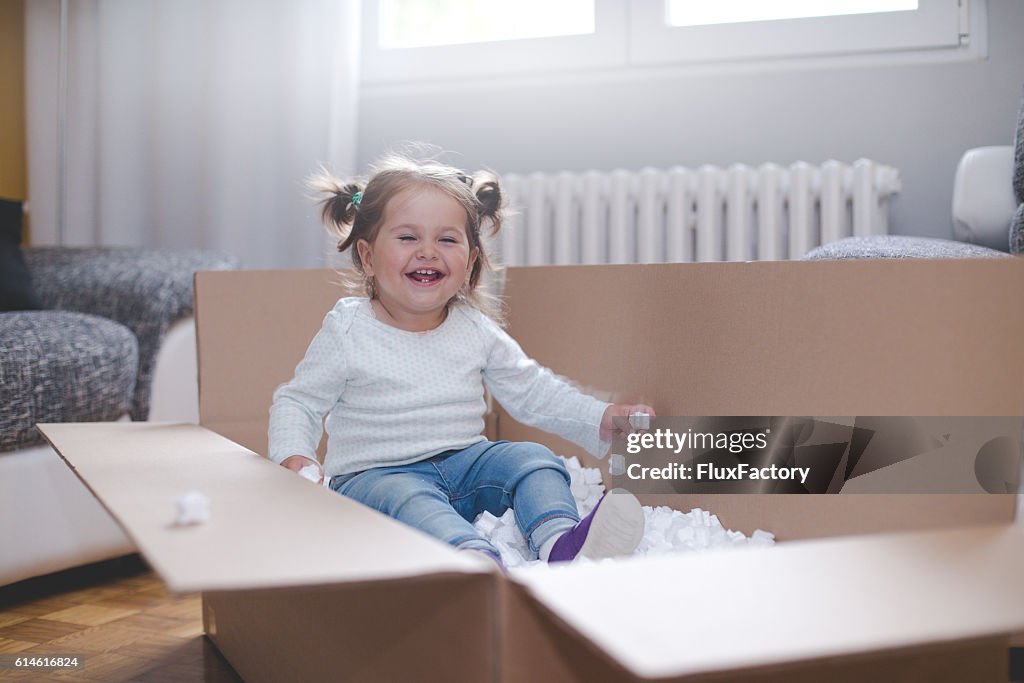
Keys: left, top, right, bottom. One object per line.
{"left": 333, "top": 462, "right": 498, "bottom": 554}
{"left": 438, "top": 441, "right": 579, "bottom": 555}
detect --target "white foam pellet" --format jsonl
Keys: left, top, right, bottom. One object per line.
{"left": 175, "top": 490, "right": 210, "bottom": 525}
{"left": 629, "top": 412, "right": 650, "bottom": 430}
{"left": 475, "top": 511, "right": 500, "bottom": 535}
{"left": 298, "top": 465, "right": 321, "bottom": 483}
{"left": 609, "top": 453, "right": 627, "bottom": 476}
{"left": 472, "top": 455, "right": 776, "bottom": 570}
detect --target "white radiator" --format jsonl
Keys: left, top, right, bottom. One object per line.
{"left": 498, "top": 160, "right": 900, "bottom": 265}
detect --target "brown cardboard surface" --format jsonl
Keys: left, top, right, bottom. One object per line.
{"left": 498, "top": 260, "right": 1024, "bottom": 539}
{"left": 37, "top": 261, "right": 1024, "bottom": 682}
{"left": 501, "top": 581, "right": 637, "bottom": 683}
{"left": 501, "top": 260, "right": 1024, "bottom": 417}
{"left": 194, "top": 268, "right": 350, "bottom": 457}
{"left": 38, "top": 422, "right": 487, "bottom": 594}
{"left": 501, "top": 575, "right": 1008, "bottom": 683}
{"left": 204, "top": 573, "right": 499, "bottom": 683}
{"left": 513, "top": 524, "right": 1024, "bottom": 679}
{"left": 631, "top": 493, "right": 1017, "bottom": 541}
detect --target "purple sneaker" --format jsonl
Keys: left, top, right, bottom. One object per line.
{"left": 548, "top": 489, "right": 644, "bottom": 563}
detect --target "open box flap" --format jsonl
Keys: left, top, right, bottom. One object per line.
{"left": 511, "top": 524, "right": 1024, "bottom": 679}
{"left": 38, "top": 422, "right": 487, "bottom": 594}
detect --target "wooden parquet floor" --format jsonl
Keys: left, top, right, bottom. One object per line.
{"left": 0, "top": 555, "right": 241, "bottom": 682}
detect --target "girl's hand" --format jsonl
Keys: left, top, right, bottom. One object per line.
{"left": 600, "top": 403, "right": 657, "bottom": 442}
{"left": 281, "top": 454, "right": 324, "bottom": 485}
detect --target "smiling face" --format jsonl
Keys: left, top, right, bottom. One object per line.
{"left": 356, "top": 184, "right": 478, "bottom": 331}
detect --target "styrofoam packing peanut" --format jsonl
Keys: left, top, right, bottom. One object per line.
{"left": 472, "top": 456, "right": 775, "bottom": 569}
{"left": 298, "top": 464, "right": 321, "bottom": 483}
{"left": 475, "top": 511, "right": 500, "bottom": 535}
{"left": 174, "top": 490, "right": 210, "bottom": 526}
{"left": 629, "top": 411, "right": 651, "bottom": 430}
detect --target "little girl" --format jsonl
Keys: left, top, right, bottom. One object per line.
{"left": 268, "top": 154, "right": 654, "bottom": 565}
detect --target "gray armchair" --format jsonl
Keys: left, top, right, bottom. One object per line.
{"left": 0, "top": 246, "right": 237, "bottom": 585}
{"left": 2, "top": 247, "right": 238, "bottom": 451}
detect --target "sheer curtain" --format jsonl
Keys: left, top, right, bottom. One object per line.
{"left": 25, "top": 0, "right": 360, "bottom": 268}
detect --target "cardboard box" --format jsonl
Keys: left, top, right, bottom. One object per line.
{"left": 40, "top": 260, "right": 1024, "bottom": 682}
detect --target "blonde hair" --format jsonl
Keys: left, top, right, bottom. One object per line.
{"left": 310, "top": 153, "right": 505, "bottom": 322}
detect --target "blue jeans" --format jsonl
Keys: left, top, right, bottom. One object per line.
{"left": 329, "top": 440, "right": 579, "bottom": 555}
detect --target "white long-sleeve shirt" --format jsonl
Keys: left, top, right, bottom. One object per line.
{"left": 268, "top": 298, "right": 610, "bottom": 475}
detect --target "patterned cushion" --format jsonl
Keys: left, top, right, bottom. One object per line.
{"left": 1014, "top": 204, "right": 1024, "bottom": 255}
{"left": 23, "top": 247, "right": 239, "bottom": 420}
{"left": 1012, "top": 87, "right": 1024, "bottom": 254}
{"left": 802, "top": 235, "right": 1011, "bottom": 260}
{"left": 0, "top": 311, "right": 138, "bottom": 451}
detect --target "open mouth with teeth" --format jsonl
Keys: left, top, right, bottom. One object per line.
{"left": 406, "top": 268, "right": 446, "bottom": 285}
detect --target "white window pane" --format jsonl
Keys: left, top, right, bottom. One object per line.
{"left": 379, "top": 0, "right": 594, "bottom": 49}
{"left": 632, "top": 0, "right": 962, "bottom": 66}
{"left": 361, "top": 0, "right": 626, "bottom": 83}
{"left": 668, "top": 0, "right": 919, "bottom": 28}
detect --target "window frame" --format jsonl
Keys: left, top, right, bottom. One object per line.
{"left": 360, "top": 0, "right": 974, "bottom": 85}
{"left": 632, "top": 0, "right": 964, "bottom": 66}
{"left": 360, "top": 0, "right": 626, "bottom": 83}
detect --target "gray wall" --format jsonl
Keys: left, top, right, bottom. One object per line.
{"left": 357, "top": 0, "right": 1023, "bottom": 244}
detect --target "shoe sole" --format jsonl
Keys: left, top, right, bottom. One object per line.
{"left": 576, "top": 489, "right": 644, "bottom": 560}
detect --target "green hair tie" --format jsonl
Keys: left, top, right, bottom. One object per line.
{"left": 351, "top": 191, "right": 362, "bottom": 207}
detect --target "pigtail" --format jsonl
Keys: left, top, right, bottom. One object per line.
{"left": 451, "top": 169, "right": 505, "bottom": 324}
{"left": 471, "top": 171, "right": 503, "bottom": 236}
{"left": 308, "top": 168, "right": 364, "bottom": 252}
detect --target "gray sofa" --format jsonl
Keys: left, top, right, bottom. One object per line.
{"left": 0, "top": 246, "right": 237, "bottom": 585}
{"left": 804, "top": 90, "right": 1023, "bottom": 261}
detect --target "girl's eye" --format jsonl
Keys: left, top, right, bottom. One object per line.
{"left": 398, "top": 235, "right": 416, "bottom": 242}
{"left": 440, "top": 237, "right": 458, "bottom": 244}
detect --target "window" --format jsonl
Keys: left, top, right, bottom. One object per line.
{"left": 378, "top": 0, "right": 595, "bottom": 49}
{"left": 361, "top": 0, "right": 625, "bottom": 82}
{"left": 633, "top": 0, "right": 964, "bottom": 66}
{"left": 666, "top": 0, "right": 920, "bottom": 27}
{"left": 360, "top": 0, "right": 976, "bottom": 84}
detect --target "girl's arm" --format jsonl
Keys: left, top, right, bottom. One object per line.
{"left": 268, "top": 309, "right": 349, "bottom": 470}
{"left": 481, "top": 319, "right": 649, "bottom": 458}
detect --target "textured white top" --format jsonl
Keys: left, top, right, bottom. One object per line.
{"left": 268, "top": 298, "right": 610, "bottom": 475}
